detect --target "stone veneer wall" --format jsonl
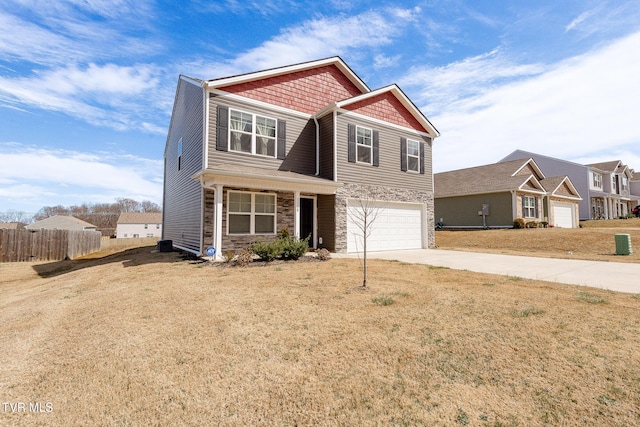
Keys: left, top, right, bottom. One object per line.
{"left": 333, "top": 183, "right": 435, "bottom": 253}
{"left": 202, "top": 187, "right": 296, "bottom": 253}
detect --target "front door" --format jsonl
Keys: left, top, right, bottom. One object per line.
{"left": 300, "top": 197, "right": 314, "bottom": 247}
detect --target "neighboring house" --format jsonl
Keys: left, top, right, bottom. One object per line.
{"left": 25, "top": 215, "right": 97, "bottom": 231}
{"left": 116, "top": 212, "right": 163, "bottom": 238}
{"left": 0, "top": 222, "right": 25, "bottom": 230}
{"left": 434, "top": 158, "right": 581, "bottom": 228}
{"left": 501, "top": 150, "right": 636, "bottom": 220}
{"left": 163, "top": 57, "right": 440, "bottom": 256}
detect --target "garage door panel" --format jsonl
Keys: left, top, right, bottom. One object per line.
{"left": 347, "top": 201, "right": 423, "bottom": 253}
{"left": 553, "top": 204, "right": 573, "bottom": 228}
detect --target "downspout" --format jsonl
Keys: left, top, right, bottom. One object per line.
{"left": 333, "top": 110, "right": 338, "bottom": 182}
{"left": 313, "top": 114, "right": 320, "bottom": 176}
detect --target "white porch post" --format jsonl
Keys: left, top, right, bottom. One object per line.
{"left": 294, "top": 191, "right": 301, "bottom": 239}
{"left": 214, "top": 184, "right": 223, "bottom": 259}
{"left": 604, "top": 197, "right": 609, "bottom": 219}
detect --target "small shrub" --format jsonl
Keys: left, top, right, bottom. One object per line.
{"left": 223, "top": 250, "right": 235, "bottom": 263}
{"left": 250, "top": 240, "right": 282, "bottom": 261}
{"left": 316, "top": 248, "right": 331, "bottom": 260}
{"left": 280, "top": 237, "right": 309, "bottom": 260}
{"left": 513, "top": 217, "right": 525, "bottom": 229}
{"left": 526, "top": 221, "right": 538, "bottom": 228}
{"left": 235, "top": 248, "right": 254, "bottom": 266}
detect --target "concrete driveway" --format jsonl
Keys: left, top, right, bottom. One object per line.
{"left": 335, "top": 249, "right": 640, "bottom": 294}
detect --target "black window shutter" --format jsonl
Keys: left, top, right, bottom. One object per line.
{"left": 347, "top": 124, "right": 356, "bottom": 163}
{"left": 400, "top": 137, "right": 407, "bottom": 172}
{"left": 277, "top": 120, "right": 286, "bottom": 160}
{"left": 372, "top": 130, "right": 379, "bottom": 167}
{"left": 535, "top": 197, "right": 539, "bottom": 218}
{"left": 216, "top": 105, "right": 228, "bottom": 151}
{"left": 521, "top": 197, "right": 525, "bottom": 216}
{"left": 419, "top": 141, "right": 425, "bottom": 174}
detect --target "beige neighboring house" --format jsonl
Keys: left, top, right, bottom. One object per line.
{"left": 116, "top": 212, "right": 163, "bottom": 238}
{"left": 0, "top": 222, "right": 25, "bottom": 229}
{"left": 435, "top": 158, "right": 582, "bottom": 229}
{"left": 25, "top": 215, "right": 97, "bottom": 231}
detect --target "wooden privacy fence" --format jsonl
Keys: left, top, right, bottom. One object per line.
{"left": 0, "top": 229, "right": 102, "bottom": 262}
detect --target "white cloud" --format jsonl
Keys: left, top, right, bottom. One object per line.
{"left": 0, "top": 143, "right": 163, "bottom": 212}
{"left": 430, "top": 31, "right": 640, "bottom": 173}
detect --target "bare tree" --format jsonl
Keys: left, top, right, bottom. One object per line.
{"left": 140, "top": 200, "right": 162, "bottom": 212}
{"left": 347, "top": 195, "right": 381, "bottom": 287}
{"left": 0, "top": 209, "right": 31, "bottom": 223}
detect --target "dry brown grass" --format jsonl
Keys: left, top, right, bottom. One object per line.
{"left": 2, "top": 247, "right": 640, "bottom": 426}
{"left": 436, "top": 219, "right": 640, "bottom": 263}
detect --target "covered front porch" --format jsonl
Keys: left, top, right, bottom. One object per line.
{"left": 194, "top": 165, "right": 341, "bottom": 259}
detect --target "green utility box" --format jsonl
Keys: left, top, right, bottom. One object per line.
{"left": 615, "top": 234, "right": 633, "bottom": 255}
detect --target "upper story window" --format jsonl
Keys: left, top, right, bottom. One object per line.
{"left": 612, "top": 176, "right": 617, "bottom": 192}
{"left": 144, "top": 224, "right": 148, "bottom": 229}
{"left": 592, "top": 172, "right": 602, "bottom": 189}
{"left": 406, "top": 140, "right": 420, "bottom": 173}
{"left": 229, "top": 109, "right": 277, "bottom": 157}
{"left": 622, "top": 177, "right": 628, "bottom": 190}
{"left": 347, "top": 123, "right": 379, "bottom": 166}
{"left": 227, "top": 191, "right": 276, "bottom": 235}
{"left": 356, "top": 126, "right": 372, "bottom": 164}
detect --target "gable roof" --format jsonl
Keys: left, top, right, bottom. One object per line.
{"left": 0, "top": 222, "right": 24, "bottom": 230}
{"left": 540, "top": 176, "right": 582, "bottom": 200}
{"left": 435, "top": 158, "right": 547, "bottom": 198}
{"left": 206, "top": 56, "right": 370, "bottom": 93}
{"left": 587, "top": 160, "right": 622, "bottom": 173}
{"left": 320, "top": 84, "right": 439, "bottom": 137}
{"left": 117, "top": 212, "right": 163, "bottom": 224}
{"left": 25, "top": 215, "right": 97, "bottom": 231}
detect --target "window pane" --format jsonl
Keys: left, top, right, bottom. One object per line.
{"left": 229, "top": 193, "right": 251, "bottom": 213}
{"left": 357, "top": 145, "right": 371, "bottom": 163}
{"left": 407, "top": 141, "right": 419, "bottom": 156}
{"left": 256, "top": 137, "right": 275, "bottom": 156}
{"left": 357, "top": 127, "right": 371, "bottom": 146}
{"left": 230, "top": 110, "right": 252, "bottom": 132}
{"left": 408, "top": 156, "right": 419, "bottom": 172}
{"left": 229, "top": 214, "right": 250, "bottom": 233}
{"left": 256, "top": 116, "right": 276, "bottom": 138}
{"left": 255, "top": 194, "right": 275, "bottom": 213}
{"left": 230, "top": 131, "right": 252, "bottom": 153}
{"left": 255, "top": 215, "right": 274, "bottom": 233}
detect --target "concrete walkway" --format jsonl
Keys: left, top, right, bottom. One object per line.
{"left": 335, "top": 249, "right": 640, "bottom": 293}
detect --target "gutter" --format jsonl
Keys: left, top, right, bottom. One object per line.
{"left": 313, "top": 114, "right": 320, "bottom": 176}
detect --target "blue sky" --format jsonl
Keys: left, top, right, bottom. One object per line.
{"left": 1, "top": 0, "right": 639, "bottom": 214}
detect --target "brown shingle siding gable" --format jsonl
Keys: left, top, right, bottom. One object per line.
{"left": 342, "top": 91, "right": 425, "bottom": 132}
{"left": 217, "top": 65, "right": 363, "bottom": 114}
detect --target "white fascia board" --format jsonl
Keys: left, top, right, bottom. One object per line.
{"left": 512, "top": 158, "right": 545, "bottom": 179}
{"left": 205, "top": 57, "right": 370, "bottom": 93}
{"left": 193, "top": 169, "right": 342, "bottom": 195}
{"left": 209, "top": 89, "right": 312, "bottom": 120}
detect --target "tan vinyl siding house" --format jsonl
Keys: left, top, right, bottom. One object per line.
{"left": 163, "top": 57, "right": 440, "bottom": 256}
{"left": 435, "top": 158, "right": 581, "bottom": 229}
{"left": 26, "top": 215, "right": 97, "bottom": 231}
{"left": 116, "top": 212, "right": 163, "bottom": 238}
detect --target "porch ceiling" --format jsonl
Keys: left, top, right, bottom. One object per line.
{"left": 193, "top": 165, "right": 343, "bottom": 194}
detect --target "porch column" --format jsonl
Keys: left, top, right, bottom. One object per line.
{"left": 294, "top": 191, "right": 301, "bottom": 239}
{"left": 604, "top": 197, "right": 609, "bottom": 219}
{"left": 214, "top": 184, "right": 223, "bottom": 259}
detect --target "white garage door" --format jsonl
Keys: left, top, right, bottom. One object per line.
{"left": 553, "top": 204, "right": 574, "bottom": 228}
{"left": 347, "top": 200, "right": 423, "bottom": 253}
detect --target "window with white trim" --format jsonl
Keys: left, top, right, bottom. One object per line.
{"left": 406, "top": 139, "right": 420, "bottom": 172}
{"left": 356, "top": 126, "right": 372, "bottom": 164}
{"left": 522, "top": 196, "right": 536, "bottom": 218}
{"left": 229, "top": 109, "right": 277, "bottom": 157}
{"left": 592, "top": 172, "right": 602, "bottom": 189}
{"left": 622, "top": 177, "right": 628, "bottom": 190}
{"left": 228, "top": 191, "right": 276, "bottom": 234}
{"left": 612, "top": 176, "right": 617, "bottom": 192}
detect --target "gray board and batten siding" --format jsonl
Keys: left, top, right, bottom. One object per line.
{"left": 334, "top": 111, "right": 433, "bottom": 189}
{"left": 208, "top": 94, "right": 317, "bottom": 176}
{"left": 163, "top": 77, "right": 205, "bottom": 253}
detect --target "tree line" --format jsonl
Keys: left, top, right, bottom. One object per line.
{"left": 0, "top": 198, "right": 161, "bottom": 236}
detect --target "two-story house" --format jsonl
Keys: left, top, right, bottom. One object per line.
{"left": 116, "top": 212, "right": 163, "bottom": 238}
{"left": 501, "top": 150, "right": 636, "bottom": 220}
{"left": 162, "top": 57, "right": 439, "bottom": 256}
